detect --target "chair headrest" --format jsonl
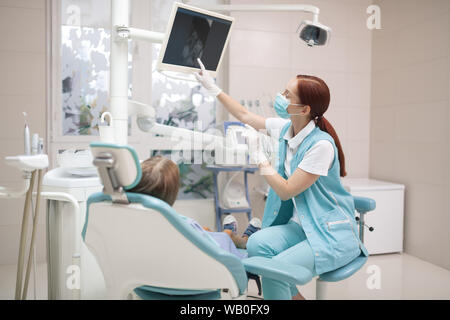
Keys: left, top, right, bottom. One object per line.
{"left": 90, "top": 142, "right": 142, "bottom": 199}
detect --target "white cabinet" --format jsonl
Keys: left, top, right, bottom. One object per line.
{"left": 341, "top": 178, "right": 405, "bottom": 255}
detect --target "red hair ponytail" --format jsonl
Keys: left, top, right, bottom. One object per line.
{"left": 296, "top": 75, "right": 347, "bottom": 177}
{"left": 316, "top": 117, "right": 347, "bottom": 177}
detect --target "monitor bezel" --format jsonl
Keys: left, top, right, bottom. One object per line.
{"left": 156, "top": 2, "right": 235, "bottom": 77}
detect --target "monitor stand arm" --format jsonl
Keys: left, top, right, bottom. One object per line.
{"left": 110, "top": 0, "right": 321, "bottom": 145}
{"left": 115, "top": 26, "right": 165, "bottom": 44}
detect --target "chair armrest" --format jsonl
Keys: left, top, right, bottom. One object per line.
{"left": 242, "top": 257, "right": 314, "bottom": 286}
{"left": 353, "top": 196, "right": 376, "bottom": 214}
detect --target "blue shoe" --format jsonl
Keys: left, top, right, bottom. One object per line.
{"left": 223, "top": 215, "right": 238, "bottom": 233}
{"left": 243, "top": 218, "right": 262, "bottom": 238}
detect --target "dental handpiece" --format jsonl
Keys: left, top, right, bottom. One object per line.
{"left": 23, "top": 112, "right": 30, "bottom": 155}
{"left": 31, "top": 134, "right": 39, "bottom": 155}
{"left": 38, "top": 138, "right": 44, "bottom": 154}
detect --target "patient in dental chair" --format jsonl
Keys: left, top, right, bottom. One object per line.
{"left": 129, "top": 156, "right": 261, "bottom": 259}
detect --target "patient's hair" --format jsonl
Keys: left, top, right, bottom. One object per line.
{"left": 129, "top": 156, "right": 180, "bottom": 206}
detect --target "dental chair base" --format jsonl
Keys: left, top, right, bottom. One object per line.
{"left": 83, "top": 192, "right": 248, "bottom": 300}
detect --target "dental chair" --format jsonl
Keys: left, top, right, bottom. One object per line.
{"left": 83, "top": 143, "right": 249, "bottom": 300}
{"left": 82, "top": 142, "right": 376, "bottom": 300}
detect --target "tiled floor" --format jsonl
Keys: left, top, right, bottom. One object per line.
{"left": 1, "top": 253, "right": 449, "bottom": 300}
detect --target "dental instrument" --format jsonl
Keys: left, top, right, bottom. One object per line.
{"left": 38, "top": 138, "right": 44, "bottom": 154}
{"left": 0, "top": 152, "right": 45, "bottom": 295}
{"left": 23, "top": 112, "right": 30, "bottom": 156}
{"left": 31, "top": 134, "right": 39, "bottom": 155}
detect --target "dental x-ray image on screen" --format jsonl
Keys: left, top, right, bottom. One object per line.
{"left": 158, "top": 4, "right": 233, "bottom": 75}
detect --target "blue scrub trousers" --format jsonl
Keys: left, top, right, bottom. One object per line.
{"left": 246, "top": 221, "right": 316, "bottom": 300}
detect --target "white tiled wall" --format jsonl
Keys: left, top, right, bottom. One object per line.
{"left": 0, "top": 0, "right": 47, "bottom": 265}
{"left": 226, "top": 0, "right": 373, "bottom": 228}
{"left": 228, "top": 0, "right": 373, "bottom": 179}
{"left": 371, "top": 0, "right": 450, "bottom": 270}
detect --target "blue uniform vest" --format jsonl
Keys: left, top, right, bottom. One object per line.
{"left": 261, "top": 122, "right": 369, "bottom": 275}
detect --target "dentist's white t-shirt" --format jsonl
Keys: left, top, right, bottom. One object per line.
{"left": 265, "top": 118, "right": 335, "bottom": 226}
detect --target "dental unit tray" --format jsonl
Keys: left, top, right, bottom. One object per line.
{"left": 5, "top": 154, "right": 49, "bottom": 172}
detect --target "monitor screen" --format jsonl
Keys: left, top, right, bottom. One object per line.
{"left": 158, "top": 4, "right": 234, "bottom": 75}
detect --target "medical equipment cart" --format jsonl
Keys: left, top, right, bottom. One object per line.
{"left": 206, "top": 165, "right": 258, "bottom": 232}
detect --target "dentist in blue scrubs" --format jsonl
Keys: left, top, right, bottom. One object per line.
{"left": 195, "top": 59, "right": 368, "bottom": 300}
